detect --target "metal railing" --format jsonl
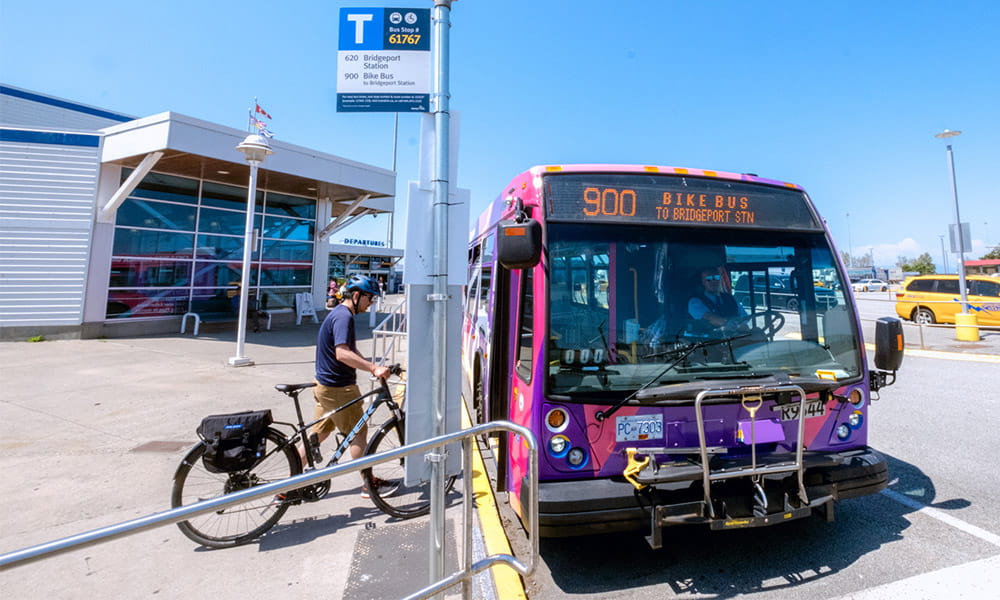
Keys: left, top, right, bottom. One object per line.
{"left": 373, "top": 296, "right": 408, "bottom": 368}
{"left": 0, "top": 422, "right": 538, "bottom": 600}
{"left": 856, "top": 294, "right": 999, "bottom": 348}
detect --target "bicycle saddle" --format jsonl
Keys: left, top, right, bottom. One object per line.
{"left": 274, "top": 382, "right": 317, "bottom": 394}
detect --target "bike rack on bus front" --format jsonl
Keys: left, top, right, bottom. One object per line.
{"left": 628, "top": 384, "right": 836, "bottom": 549}
{"left": 693, "top": 385, "right": 809, "bottom": 518}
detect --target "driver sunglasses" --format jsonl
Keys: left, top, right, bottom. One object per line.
{"left": 704, "top": 274, "right": 722, "bottom": 281}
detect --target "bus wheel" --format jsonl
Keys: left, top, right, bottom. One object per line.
{"left": 474, "top": 373, "right": 486, "bottom": 425}
{"left": 914, "top": 307, "right": 936, "bottom": 325}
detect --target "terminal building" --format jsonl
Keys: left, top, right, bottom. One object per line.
{"left": 0, "top": 84, "right": 398, "bottom": 339}
{"left": 328, "top": 237, "right": 404, "bottom": 293}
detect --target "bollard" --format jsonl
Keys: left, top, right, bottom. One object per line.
{"left": 955, "top": 312, "right": 980, "bottom": 342}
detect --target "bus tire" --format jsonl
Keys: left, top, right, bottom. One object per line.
{"left": 473, "top": 360, "right": 486, "bottom": 426}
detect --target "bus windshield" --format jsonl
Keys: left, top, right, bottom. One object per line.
{"left": 546, "top": 223, "right": 860, "bottom": 397}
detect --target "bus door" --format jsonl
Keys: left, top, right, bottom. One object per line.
{"left": 462, "top": 266, "right": 482, "bottom": 379}
{"left": 506, "top": 266, "right": 536, "bottom": 508}
{"left": 487, "top": 265, "right": 514, "bottom": 491}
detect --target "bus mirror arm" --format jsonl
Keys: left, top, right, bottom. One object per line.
{"left": 869, "top": 370, "right": 896, "bottom": 393}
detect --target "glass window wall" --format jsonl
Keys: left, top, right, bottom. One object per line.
{"left": 107, "top": 170, "right": 317, "bottom": 319}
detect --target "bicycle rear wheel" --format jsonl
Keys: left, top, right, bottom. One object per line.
{"left": 362, "top": 418, "right": 457, "bottom": 519}
{"left": 171, "top": 428, "right": 301, "bottom": 548}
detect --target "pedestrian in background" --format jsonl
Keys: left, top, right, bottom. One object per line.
{"left": 326, "top": 278, "right": 340, "bottom": 309}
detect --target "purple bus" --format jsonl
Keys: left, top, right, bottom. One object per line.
{"left": 462, "top": 164, "right": 904, "bottom": 548}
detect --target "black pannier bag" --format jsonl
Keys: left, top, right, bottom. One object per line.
{"left": 196, "top": 409, "right": 273, "bottom": 473}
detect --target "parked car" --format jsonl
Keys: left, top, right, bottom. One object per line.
{"left": 853, "top": 279, "right": 889, "bottom": 292}
{"left": 894, "top": 275, "right": 1000, "bottom": 325}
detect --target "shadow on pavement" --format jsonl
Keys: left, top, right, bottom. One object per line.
{"left": 535, "top": 451, "right": 950, "bottom": 598}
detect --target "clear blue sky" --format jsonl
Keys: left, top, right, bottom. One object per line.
{"left": 2, "top": 1, "right": 997, "bottom": 271}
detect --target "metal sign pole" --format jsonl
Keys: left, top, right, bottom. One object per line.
{"left": 429, "top": 0, "right": 452, "bottom": 594}
{"left": 945, "top": 144, "right": 969, "bottom": 312}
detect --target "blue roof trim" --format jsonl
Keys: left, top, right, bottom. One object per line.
{"left": 0, "top": 85, "right": 132, "bottom": 123}
{"left": 0, "top": 128, "right": 101, "bottom": 147}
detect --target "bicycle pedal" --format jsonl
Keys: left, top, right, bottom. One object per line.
{"left": 275, "top": 491, "right": 302, "bottom": 506}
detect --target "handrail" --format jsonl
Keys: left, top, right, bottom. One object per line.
{"left": 0, "top": 421, "right": 539, "bottom": 600}
{"left": 373, "top": 297, "right": 407, "bottom": 369}
{"left": 848, "top": 294, "right": 999, "bottom": 348}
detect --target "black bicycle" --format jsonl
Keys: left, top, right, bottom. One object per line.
{"left": 171, "top": 365, "right": 455, "bottom": 548}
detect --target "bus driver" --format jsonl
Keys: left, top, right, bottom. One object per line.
{"left": 687, "top": 266, "right": 748, "bottom": 337}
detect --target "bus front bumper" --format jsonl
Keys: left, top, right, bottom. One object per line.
{"left": 531, "top": 447, "right": 888, "bottom": 539}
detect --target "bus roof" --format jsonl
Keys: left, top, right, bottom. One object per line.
{"left": 528, "top": 164, "right": 801, "bottom": 191}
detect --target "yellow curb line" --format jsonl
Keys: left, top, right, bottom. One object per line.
{"left": 864, "top": 343, "right": 1000, "bottom": 364}
{"left": 460, "top": 403, "right": 528, "bottom": 600}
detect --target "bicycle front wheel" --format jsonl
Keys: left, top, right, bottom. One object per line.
{"left": 362, "top": 418, "right": 457, "bottom": 519}
{"left": 171, "top": 427, "right": 301, "bottom": 548}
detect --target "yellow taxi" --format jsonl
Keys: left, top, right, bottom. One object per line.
{"left": 895, "top": 274, "right": 1000, "bottom": 325}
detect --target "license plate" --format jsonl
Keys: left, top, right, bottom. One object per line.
{"left": 775, "top": 399, "right": 826, "bottom": 421}
{"left": 615, "top": 414, "right": 664, "bottom": 442}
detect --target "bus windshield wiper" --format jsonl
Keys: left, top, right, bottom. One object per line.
{"left": 595, "top": 333, "right": 750, "bottom": 422}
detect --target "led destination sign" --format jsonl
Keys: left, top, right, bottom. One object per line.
{"left": 545, "top": 173, "right": 821, "bottom": 230}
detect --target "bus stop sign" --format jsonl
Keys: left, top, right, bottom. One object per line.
{"left": 336, "top": 8, "right": 431, "bottom": 112}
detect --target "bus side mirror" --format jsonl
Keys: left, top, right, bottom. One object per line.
{"left": 496, "top": 218, "right": 542, "bottom": 269}
{"left": 874, "top": 317, "right": 904, "bottom": 372}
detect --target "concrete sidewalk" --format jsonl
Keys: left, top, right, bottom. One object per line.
{"left": 0, "top": 306, "right": 498, "bottom": 599}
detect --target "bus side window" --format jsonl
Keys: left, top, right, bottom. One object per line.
{"left": 465, "top": 269, "right": 480, "bottom": 313}
{"left": 479, "top": 268, "right": 493, "bottom": 309}
{"left": 515, "top": 268, "right": 534, "bottom": 382}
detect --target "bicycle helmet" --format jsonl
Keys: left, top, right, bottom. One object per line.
{"left": 343, "top": 274, "right": 381, "bottom": 297}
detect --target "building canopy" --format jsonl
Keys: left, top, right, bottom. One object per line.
{"left": 100, "top": 112, "right": 395, "bottom": 238}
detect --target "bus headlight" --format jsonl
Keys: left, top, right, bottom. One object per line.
{"left": 549, "top": 435, "right": 570, "bottom": 458}
{"left": 545, "top": 407, "right": 569, "bottom": 433}
{"left": 567, "top": 447, "right": 589, "bottom": 469}
{"left": 836, "top": 424, "right": 851, "bottom": 440}
{"left": 848, "top": 410, "right": 864, "bottom": 429}
{"left": 848, "top": 388, "right": 864, "bottom": 407}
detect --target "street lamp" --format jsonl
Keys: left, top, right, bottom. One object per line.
{"left": 845, "top": 212, "right": 854, "bottom": 267}
{"left": 935, "top": 129, "right": 977, "bottom": 341}
{"left": 938, "top": 234, "right": 949, "bottom": 273}
{"left": 228, "top": 134, "right": 274, "bottom": 367}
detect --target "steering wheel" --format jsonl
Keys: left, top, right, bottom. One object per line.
{"left": 733, "top": 309, "right": 785, "bottom": 339}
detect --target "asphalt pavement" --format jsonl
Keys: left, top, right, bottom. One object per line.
{"left": 0, "top": 294, "right": 996, "bottom": 599}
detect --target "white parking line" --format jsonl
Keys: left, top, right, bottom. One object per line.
{"left": 827, "top": 554, "right": 1000, "bottom": 600}
{"left": 864, "top": 344, "right": 1000, "bottom": 364}
{"left": 881, "top": 488, "right": 1000, "bottom": 547}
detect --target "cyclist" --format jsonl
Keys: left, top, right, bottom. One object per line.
{"left": 308, "top": 274, "right": 390, "bottom": 497}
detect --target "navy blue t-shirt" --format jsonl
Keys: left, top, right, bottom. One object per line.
{"left": 315, "top": 303, "right": 357, "bottom": 387}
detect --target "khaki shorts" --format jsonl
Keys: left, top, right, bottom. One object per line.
{"left": 311, "top": 382, "right": 365, "bottom": 437}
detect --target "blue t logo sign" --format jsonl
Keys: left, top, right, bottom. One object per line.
{"left": 346, "top": 13, "right": 373, "bottom": 43}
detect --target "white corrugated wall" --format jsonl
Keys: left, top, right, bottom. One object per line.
{"left": 0, "top": 135, "right": 101, "bottom": 326}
